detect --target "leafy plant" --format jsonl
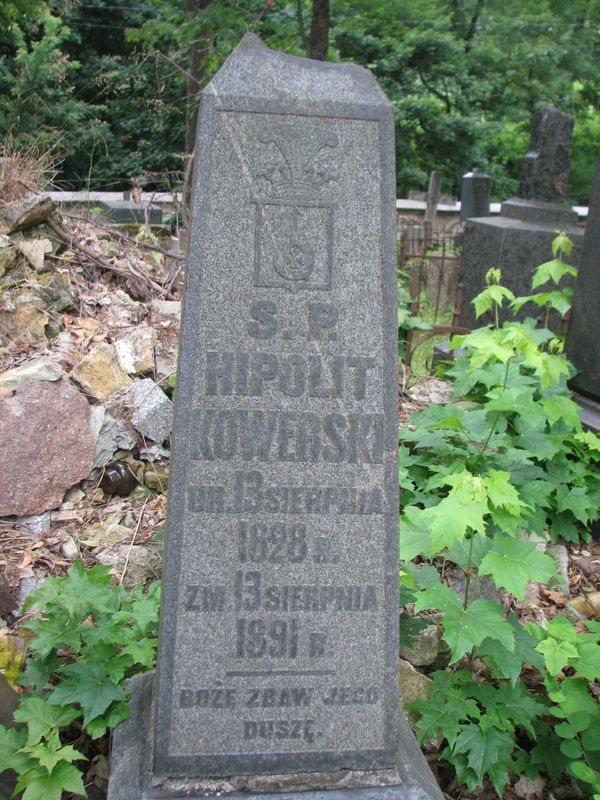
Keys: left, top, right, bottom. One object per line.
{"left": 397, "top": 270, "right": 430, "bottom": 362}
{"left": 400, "top": 235, "right": 600, "bottom": 797}
{"left": 0, "top": 561, "right": 160, "bottom": 800}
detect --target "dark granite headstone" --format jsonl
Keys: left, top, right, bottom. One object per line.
{"left": 460, "top": 106, "right": 582, "bottom": 330}
{"left": 566, "top": 149, "right": 600, "bottom": 422}
{"left": 108, "top": 33, "right": 443, "bottom": 800}
{"left": 460, "top": 168, "right": 490, "bottom": 222}
{"left": 519, "top": 107, "right": 573, "bottom": 202}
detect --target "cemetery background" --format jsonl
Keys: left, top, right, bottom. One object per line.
{"left": 1, "top": 8, "right": 600, "bottom": 800}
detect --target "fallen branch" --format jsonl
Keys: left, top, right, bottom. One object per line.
{"left": 47, "top": 216, "right": 171, "bottom": 298}
{"left": 61, "top": 210, "right": 186, "bottom": 262}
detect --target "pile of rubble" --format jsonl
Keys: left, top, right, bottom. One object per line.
{"left": 0, "top": 192, "right": 184, "bottom": 610}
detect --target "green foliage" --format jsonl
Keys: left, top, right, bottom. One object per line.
{"left": 401, "top": 235, "right": 600, "bottom": 796}
{"left": 0, "top": 561, "right": 160, "bottom": 799}
{"left": 2, "top": 0, "right": 600, "bottom": 196}
{"left": 397, "top": 271, "right": 430, "bottom": 361}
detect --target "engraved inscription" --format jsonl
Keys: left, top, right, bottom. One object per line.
{"left": 187, "top": 470, "right": 386, "bottom": 516}
{"left": 156, "top": 102, "right": 395, "bottom": 773}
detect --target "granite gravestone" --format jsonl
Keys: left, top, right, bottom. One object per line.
{"left": 108, "top": 33, "right": 443, "bottom": 800}
{"left": 459, "top": 106, "right": 583, "bottom": 330}
{"left": 566, "top": 148, "right": 600, "bottom": 431}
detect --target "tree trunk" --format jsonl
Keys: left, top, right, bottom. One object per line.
{"left": 184, "top": 0, "right": 212, "bottom": 155}
{"left": 309, "top": 0, "right": 329, "bottom": 61}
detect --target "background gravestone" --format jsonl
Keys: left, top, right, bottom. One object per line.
{"left": 566, "top": 148, "right": 600, "bottom": 431}
{"left": 108, "top": 34, "right": 443, "bottom": 800}
{"left": 459, "top": 106, "right": 583, "bottom": 330}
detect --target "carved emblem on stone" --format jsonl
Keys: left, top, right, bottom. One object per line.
{"left": 253, "top": 122, "right": 337, "bottom": 292}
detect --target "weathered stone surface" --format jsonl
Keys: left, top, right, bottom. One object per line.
{"left": 79, "top": 513, "right": 132, "bottom": 549}
{"left": 0, "top": 357, "right": 62, "bottom": 393}
{"left": 96, "top": 541, "right": 163, "bottom": 588}
{"left": 111, "top": 671, "right": 444, "bottom": 800}
{"left": 89, "top": 406, "right": 138, "bottom": 468}
{"left": 399, "top": 660, "right": 432, "bottom": 734}
{"left": 459, "top": 209, "right": 582, "bottom": 330}
{"left": 70, "top": 342, "right": 133, "bottom": 400}
{"left": 15, "top": 512, "right": 51, "bottom": 535}
{"left": 546, "top": 544, "right": 569, "bottom": 593}
{"left": 400, "top": 625, "right": 440, "bottom": 667}
{"left": 128, "top": 378, "right": 173, "bottom": 443}
{"left": 109, "top": 33, "right": 442, "bottom": 800}
{"left": 567, "top": 148, "right": 600, "bottom": 402}
{"left": 150, "top": 299, "right": 181, "bottom": 321}
{"left": 519, "top": 106, "right": 573, "bottom": 202}
{"left": 60, "top": 536, "right": 79, "bottom": 560}
{"left": 459, "top": 107, "right": 581, "bottom": 331}
{"left": 460, "top": 168, "right": 490, "bottom": 222}
{"left": 15, "top": 237, "right": 53, "bottom": 270}
{"left": 0, "top": 195, "right": 55, "bottom": 235}
{"left": 143, "top": 464, "right": 169, "bottom": 492}
{"left": 0, "top": 289, "right": 50, "bottom": 345}
{"left": 448, "top": 567, "right": 502, "bottom": 605}
{"left": 0, "top": 378, "right": 95, "bottom": 516}
{"left": 114, "top": 325, "right": 156, "bottom": 374}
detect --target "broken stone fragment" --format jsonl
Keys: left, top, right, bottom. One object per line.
{"left": 0, "top": 378, "right": 95, "bottom": 516}
{"left": 0, "top": 289, "right": 49, "bottom": 345}
{"left": 15, "top": 237, "right": 53, "bottom": 270}
{"left": 399, "top": 658, "right": 432, "bottom": 733}
{"left": 95, "top": 541, "right": 163, "bottom": 588}
{"left": 0, "top": 357, "right": 62, "bottom": 393}
{"left": 114, "top": 325, "right": 157, "bottom": 374}
{"left": 150, "top": 299, "right": 181, "bottom": 322}
{"left": 79, "top": 513, "right": 133, "bottom": 549}
{"left": 546, "top": 543, "right": 570, "bottom": 593}
{"left": 0, "top": 195, "right": 55, "bottom": 235}
{"left": 70, "top": 342, "right": 133, "bottom": 400}
{"left": 60, "top": 536, "right": 79, "bottom": 560}
{"left": 15, "top": 512, "right": 51, "bottom": 535}
{"left": 89, "top": 406, "right": 138, "bottom": 468}
{"left": 128, "top": 378, "right": 173, "bottom": 443}
{"left": 399, "top": 624, "right": 440, "bottom": 667}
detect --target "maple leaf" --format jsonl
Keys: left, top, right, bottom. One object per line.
{"left": 13, "top": 698, "right": 79, "bottom": 746}
{"left": 478, "top": 536, "right": 557, "bottom": 599}
{"left": 453, "top": 720, "right": 513, "bottom": 791}
{"left": 428, "top": 472, "right": 488, "bottom": 552}
{"left": 410, "top": 685, "right": 480, "bottom": 748}
{"left": 414, "top": 585, "right": 514, "bottom": 662}
{"left": 15, "top": 762, "right": 85, "bottom": 800}
{"left": 535, "top": 638, "right": 578, "bottom": 675}
{"left": 48, "top": 660, "right": 125, "bottom": 725}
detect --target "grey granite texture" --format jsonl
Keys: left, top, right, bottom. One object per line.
{"left": 129, "top": 379, "right": 174, "bottom": 443}
{"left": 153, "top": 30, "right": 399, "bottom": 779}
{"left": 566, "top": 149, "right": 600, "bottom": 401}
{"left": 459, "top": 211, "right": 582, "bottom": 330}
{"left": 109, "top": 31, "right": 441, "bottom": 800}
{"left": 108, "top": 673, "right": 443, "bottom": 800}
{"left": 519, "top": 106, "right": 574, "bottom": 202}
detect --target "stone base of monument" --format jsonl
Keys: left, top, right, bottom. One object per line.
{"left": 108, "top": 673, "right": 444, "bottom": 800}
{"left": 572, "top": 392, "right": 600, "bottom": 433}
{"left": 459, "top": 198, "right": 583, "bottom": 331}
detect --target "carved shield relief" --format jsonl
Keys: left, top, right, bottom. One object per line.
{"left": 254, "top": 200, "right": 333, "bottom": 292}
